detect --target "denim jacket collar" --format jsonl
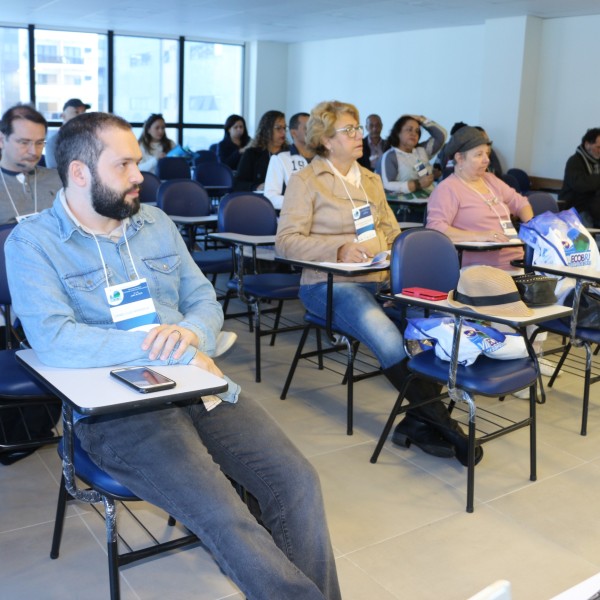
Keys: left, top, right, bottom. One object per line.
{"left": 54, "top": 190, "right": 157, "bottom": 243}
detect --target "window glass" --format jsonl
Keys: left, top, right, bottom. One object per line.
{"left": 114, "top": 36, "right": 179, "bottom": 124}
{"left": 183, "top": 42, "right": 243, "bottom": 125}
{"left": 182, "top": 128, "right": 223, "bottom": 152}
{"left": 0, "top": 26, "right": 30, "bottom": 114}
{"left": 34, "top": 30, "right": 107, "bottom": 122}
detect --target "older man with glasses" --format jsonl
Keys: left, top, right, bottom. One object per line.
{"left": 0, "top": 104, "right": 62, "bottom": 225}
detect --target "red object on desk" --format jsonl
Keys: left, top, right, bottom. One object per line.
{"left": 401, "top": 287, "right": 447, "bottom": 301}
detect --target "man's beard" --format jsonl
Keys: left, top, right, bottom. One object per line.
{"left": 91, "top": 177, "right": 140, "bottom": 220}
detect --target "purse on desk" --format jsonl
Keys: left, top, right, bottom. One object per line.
{"left": 512, "top": 273, "right": 558, "bottom": 307}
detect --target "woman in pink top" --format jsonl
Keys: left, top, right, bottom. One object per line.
{"left": 427, "top": 126, "right": 533, "bottom": 270}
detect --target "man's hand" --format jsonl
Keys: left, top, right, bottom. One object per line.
{"left": 141, "top": 325, "right": 199, "bottom": 361}
{"left": 190, "top": 349, "right": 223, "bottom": 377}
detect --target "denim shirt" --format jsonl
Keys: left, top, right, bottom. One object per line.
{"left": 5, "top": 192, "right": 224, "bottom": 369}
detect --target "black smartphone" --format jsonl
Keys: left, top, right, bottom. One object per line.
{"left": 110, "top": 367, "right": 176, "bottom": 393}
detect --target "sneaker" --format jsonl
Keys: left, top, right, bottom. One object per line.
{"left": 214, "top": 331, "right": 237, "bottom": 358}
{"left": 538, "top": 357, "right": 562, "bottom": 378}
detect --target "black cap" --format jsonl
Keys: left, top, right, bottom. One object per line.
{"left": 63, "top": 98, "right": 91, "bottom": 111}
{"left": 444, "top": 126, "right": 491, "bottom": 159}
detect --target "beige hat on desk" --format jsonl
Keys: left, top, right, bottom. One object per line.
{"left": 447, "top": 265, "right": 533, "bottom": 317}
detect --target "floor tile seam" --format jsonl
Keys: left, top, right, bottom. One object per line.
{"left": 335, "top": 555, "right": 405, "bottom": 599}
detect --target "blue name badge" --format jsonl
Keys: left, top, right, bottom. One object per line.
{"left": 105, "top": 278, "right": 160, "bottom": 332}
{"left": 352, "top": 204, "right": 376, "bottom": 242}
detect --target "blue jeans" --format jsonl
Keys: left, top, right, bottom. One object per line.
{"left": 300, "top": 282, "right": 406, "bottom": 369}
{"left": 76, "top": 397, "right": 341, "bottom": 600}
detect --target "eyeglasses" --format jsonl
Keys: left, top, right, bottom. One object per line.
{"left": 273, "top": 125, "right": 288, "bottom": 131}
{"left": 12, "top": 138, "right": 46, "bottom": 150}
{"left": 335, "top": 125, "right": 364, "bottom": 139}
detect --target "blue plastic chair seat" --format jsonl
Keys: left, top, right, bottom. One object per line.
{"left": 536, "top": 318, "right": 600, "bottom": 343}
{"left": 0, "top": 350, "right": 54, "bottom": 397}
{"left": 192, "top": 249, "right": 234, "bottom": 274}
{"left": 58, "top": 435, "right": 134, "bottom": 500}
{"left": 408, "top": 351, "right": 538, "bottom": 396}
{"left": 226, "top": 273, "right": 301, "bottom": 300}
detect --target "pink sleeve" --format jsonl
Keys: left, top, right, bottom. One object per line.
{"left": 426, "top": 179, "right": 461, "bottom": 233}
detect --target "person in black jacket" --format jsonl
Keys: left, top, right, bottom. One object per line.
{"left": 234, "top": 110, "right": 287, "bottom": 191}
{"left": 215, "top": 114, "right": 251, "bottom": 171}
{"left": 559, "top": 127, "right": 600, "bottom": 226}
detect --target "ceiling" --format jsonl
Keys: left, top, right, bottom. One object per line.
{"left": 2, "top": 0, "right": 600, "bottom": 43}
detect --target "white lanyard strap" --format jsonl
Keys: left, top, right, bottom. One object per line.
{"left": 326, "top": 159, "right": 371, "bottom": 209}
{"left": 91, "top": 222, "right": 140, "bottom": 288}
{"left": 0, "top": 168, "right": 37, "bottom": 218}
{"left": 458, "top": 176, "right": 511, "bottom": 223}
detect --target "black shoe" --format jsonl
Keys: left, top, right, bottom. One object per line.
{"left": 435, "top": 420, "right": 484, "bottom": 467}
{"left": 392, "top": 415, "right": 455, "bottom": 458}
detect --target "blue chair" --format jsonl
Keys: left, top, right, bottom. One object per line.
{"left": 0, "top": 225, "right": 61, "bottom": 464}
{"left": 157, "top": 179, "right": 212, "bottom": 249}
{"left": 501, "top": 172, "right": 521, "bottom": 192}
{"left": 156, "top": 157, "right": 191, "bottom": 180}
{"left": 139, "top": 170, "right": 161, "bottom": 204}
{"left": 527, "top": 191, "right": 559, "bottom": 216}
{"left": 50, "top": 429, "right": 198, "bottom": 600}
{"left": 193, "top": 149, "right": 218, "bottom": 164}
{"left": 507, "top": 168, "right": 531, "bottom": 194}
{"left": 219, "top": 193, "right": 302, "bottom": 382}
{"left": 371, "top": 228, "right": 539, "bottom": 512}
{"left": 523, "top": 245, "right": 600, "bottom": 436}
{"left": 194, "top": 162, "right": 234, "bottom": 207}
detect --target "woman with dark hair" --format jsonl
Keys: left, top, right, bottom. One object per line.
{"left": 379, "top": 114, "right": 446, "bottom": 198}
{"left": 137, "top": 113, "right": 176, "bottom": 173}
{"left": 234, "top": 110, "right": 288, "bottom": 191}
{"left": 216, "top": 114, "right": 251, "bottom": 170}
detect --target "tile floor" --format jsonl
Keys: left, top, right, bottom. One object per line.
{"left": 2, "top": 297, "right": 600, "bottom": 600}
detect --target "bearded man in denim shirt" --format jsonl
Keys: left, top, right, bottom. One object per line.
{"left": 5, "top": 112, "right": 340, "bottom": 600}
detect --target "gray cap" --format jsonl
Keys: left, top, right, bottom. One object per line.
{"left": 444, "top": 126, "right": 491, "bottom": 158}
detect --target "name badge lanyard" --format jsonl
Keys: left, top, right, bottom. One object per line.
{"left": 327, "top": 160, "right": 376, "bottom": 242}
{"left": 459, "top": 178, "right": 516, "bottom": 234}
{"left": 92, "top": 224, "right": 160, "bottom": 332}
{"left": 0, "top": 168, "right": 37, "bottom": 220}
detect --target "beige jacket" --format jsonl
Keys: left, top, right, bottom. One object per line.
{"left": 276, "top": 155, "right": 400, "bottom": 285}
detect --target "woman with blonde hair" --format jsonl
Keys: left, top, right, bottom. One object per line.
{"left": 276, "top": 100, "right": 482, "bottom": 466}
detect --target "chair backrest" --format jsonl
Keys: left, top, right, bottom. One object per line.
{"left": 208, "top": 143, "right": 219, "bottom": 157}
{"left": 193, "top": 150, "right": 218, "bottom": 165}
{"left": 156, "top": 179, "right": 211, "bottom": 216}
{"left": 218, "top": 192, "right": 277, "bottom": 235}
{"left": 390, "top": 228, "right": 460, "bottom": 295}
{"left": 156, "top": 157, "right": 191, "bottom": 180}
{"left": 506, "top": 168, "right": 530, "bottom": 193}
{"left": 527, "top": 191, "right": 558, "bottom": 215}
{"left": 500, "top": 173, "right": 521, "bottom": 192}
{"left": 139, "top": 171, "right": 161, "bottom": 204}
{"left": 194, "top": 162, "right": 234, "bottom": 189}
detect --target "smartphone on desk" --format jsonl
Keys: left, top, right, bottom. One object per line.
{"left": 110, "top": 367, "right": 176, "bottom": 393}
{"left": 401, "top": 287, "right": 447, "bottom": 301}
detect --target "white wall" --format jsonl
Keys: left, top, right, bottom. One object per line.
{"left": 531, "top": 14, "right": 600, "bottom": 178}
{"left": 255, "top": 13, "right": 600, "bottom": 180}
{"left": 286, "top": 25, "right": 485, "bottom": 149}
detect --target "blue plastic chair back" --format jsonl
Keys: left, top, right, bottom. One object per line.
{"left": 390, "top": 228, "right": 460, "bottom": 295}
{"left": 193, "top": 150, "right": 218, "bottom": 165}
{"left": 139, "top": 171, "right": 161, "bottom": 204}
{"left": 218, "top": 193, "right": 277, "bottom": 235}
{"left": 157, "top": 157, "right": 191, "bottom": 180}
{"left": 194, "top": 162, "right": 234, "bottom": 189}
{"left": 156, "top": 179, "right": 211, "bottom": 216}
{"left": 507, "top": 168, "right": 531, "bottom": 193}
{"left": 527, "top": 191, "right": 558, "bottom": 215}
